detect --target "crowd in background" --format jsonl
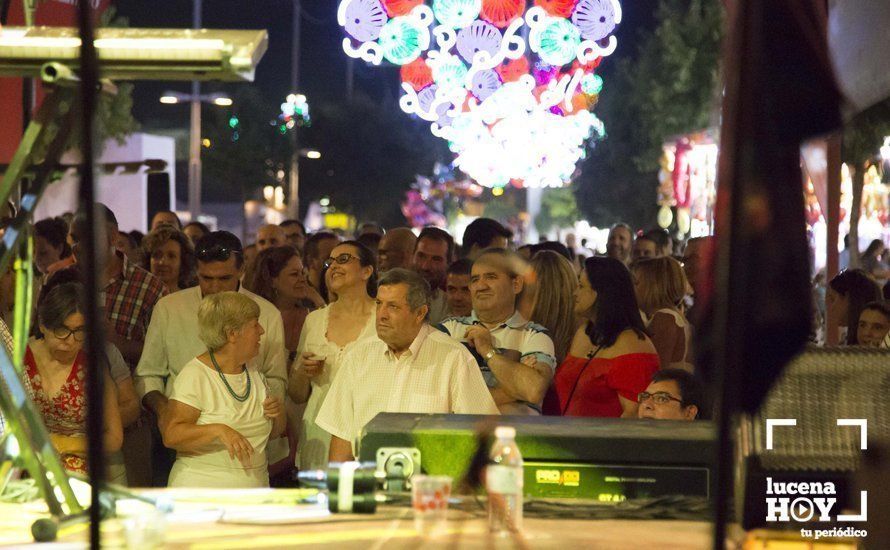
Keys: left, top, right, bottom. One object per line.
{"left": 0, "top": 203, "right": 888, "bottom": 488}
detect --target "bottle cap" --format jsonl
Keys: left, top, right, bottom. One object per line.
{"left": 494, "top": 426, "right": 516, "bottom": 439}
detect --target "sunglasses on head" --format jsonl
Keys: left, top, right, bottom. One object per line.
{"left": 323, "top": 253, "right": 359, "bottom": 270}
{"left": 196, "top": 243, "right": 242, "bottom": 263}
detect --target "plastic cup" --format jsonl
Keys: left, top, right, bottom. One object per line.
{"left": 411, "top": 475, "right": 451, "bottom": 536}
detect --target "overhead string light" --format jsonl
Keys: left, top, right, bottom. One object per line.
{"left": 337, "top": 0, "right": 621, "bottom": 188}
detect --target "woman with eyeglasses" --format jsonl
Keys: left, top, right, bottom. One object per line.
{"left": 542, "top": 257, "right": 660, "bottom": 418}
{"left": 288, "top": 240, "right": 377, "bottom": 471}
{"left": 631, "top": 257, "right": 694, "bottom": 372}
{"left": 827, "top": 269, "right": 882, "bottom": 345}
{"left": 23, "top": 282, "right": 124, "bottom": 477}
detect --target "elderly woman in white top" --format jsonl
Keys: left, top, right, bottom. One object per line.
{"left": 289, "top": 240, "right": 377, "bottom": 470}
{"left": 163, "top": 292, "right": 285, "bottom": 487}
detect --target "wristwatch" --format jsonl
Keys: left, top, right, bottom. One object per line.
{"left": 484, "top": 348, "right": 499, "bottom": 361}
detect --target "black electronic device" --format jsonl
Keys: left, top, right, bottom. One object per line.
{"left": 359, "top": 413, "right": 716, "bottom": 501}
{"left": 736, "top": 346, "right": 890, "bottom": 530}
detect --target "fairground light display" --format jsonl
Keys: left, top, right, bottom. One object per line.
{"left": 337, "top": 0, "right": 622, "bottom": 188}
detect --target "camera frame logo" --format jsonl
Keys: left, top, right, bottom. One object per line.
{"left": 764, "top": 418, "right": 868, "bottom": 540}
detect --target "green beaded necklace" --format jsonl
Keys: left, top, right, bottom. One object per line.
{"left": 208, "top": 349, "right": 251, "bottom": 402}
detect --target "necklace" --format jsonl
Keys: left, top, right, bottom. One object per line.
{"left": 208, "top": 349, "right": 251, "bottom": 402}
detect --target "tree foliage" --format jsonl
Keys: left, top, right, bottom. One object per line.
{"left": 535, "top": 187, "right": 580, "bottom": 235}
{"left": 574, "top": 0, "right": 723, "bottom": 228}
{"left": 298, "top": 92, "right": 449, "bottom": 225}
{"left": 65, "top": 7, "right": 140, "bottom": 151}
{"left": 202, "top": 86, "right": 290, "bottom": 203}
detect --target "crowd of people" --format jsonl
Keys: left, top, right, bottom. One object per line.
{"left": 0, "top": 204, "right": 888, "bottom": 488}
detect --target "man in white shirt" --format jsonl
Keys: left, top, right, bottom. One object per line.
{"left": 439, "top": 249, "right": 556, "bottom": 415}
{"left": 136, "top": 231, "right": 287, "bottom": 421}
{"left": 316, "top": 268, "right": 497, "bottom": 462}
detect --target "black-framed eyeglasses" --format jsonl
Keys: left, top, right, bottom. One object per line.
{"left": 52, "top": 326, "right": 86, "bottom": 342}
{"left": 196, "top": 243, "right": 242, "bottom": 263}
{"left": 638, "top": 391, "right": 683, "bottom": 405}
{"left": 323, "top": 253, "right": 359, "bottom": 270}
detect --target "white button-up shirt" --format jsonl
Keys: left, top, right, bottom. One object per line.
{"left": 315, "top": 324, "right": 498, "bottom": 453}
{"left": 135, "top": 286, "right": 287, "bottom": 400}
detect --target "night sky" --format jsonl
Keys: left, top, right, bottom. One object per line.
{"left": 114, "top": 0, "right": 657, "bottom": 217}
{"left": 118, "top": 0, "right": 396, "bottom": 127}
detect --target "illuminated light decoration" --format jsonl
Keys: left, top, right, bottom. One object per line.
{"left": 535, "top": 0, "right": 578, "bottom": 18}
{"left": 479, "top": 0, "right": 524, "bottom": 28}
{"left": 495, "top": 56, "right": 529, "bottom": 82}
{"left": 382, "top": 0, "right": 423, "bottom": 16}
{"left": 337, "top": 0, "right": 621, "bottom": 188}
{"left": 342, "top": 0, "right": 389, "bottom": 42}
{"left": 433, "top": 0, "right": 482, "bottom": 29}
{"left": 400, "top": 57, "right": 434, "bottom": 90}
{"left": 470, "top": 68, "right": 502, "bottom": 101}
{"left": 278, "top": 93, "right": 311, "bottom": 134}
{"left": 339, "top": 1, "right": 434, "bottom": 65}
{"left": 572, "top": 0, "right": 621, "bottom": 62}
{"left": 379, "top": 15, "right": 429, "bottom": 64}
{"left": 580, "top": 72, "right": 602, "bottom": 94}
{"left": 431, "top": 53, "right": 469, "bottom": 90}
{"left": 528, "top": 13, "right": 581, "bottom": 67}
{"left": 455, "top": 20, "right": 502, "bottom": 64}
{"left": 572, "top": 0, "right": 619, "bottom": 41}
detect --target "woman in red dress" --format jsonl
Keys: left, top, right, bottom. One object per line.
{"left": 543, "top": 257, "right": 660, "bottom": 417}
{"left": 24, "top": 282, "right": 123, "bottom": 474}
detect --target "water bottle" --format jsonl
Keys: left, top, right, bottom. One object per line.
{"left": 486, "top": 426, "right": 523, "bottom": 535}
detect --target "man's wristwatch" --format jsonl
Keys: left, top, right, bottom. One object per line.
{"left": 484, "top": 348, "right": 499, "bottom": 361}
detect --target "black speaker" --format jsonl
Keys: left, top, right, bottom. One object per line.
{"left": 736, "top": 346, "right": 890, "bottom": 530}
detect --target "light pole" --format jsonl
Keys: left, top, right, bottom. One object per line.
{"left": 288, "top": 0, "right": 302, "bottom": 219}
{"left": 159, "top": 91, "right": 232, "bottom": 220}
{"left": 279, "top": 93, "right": 310, "bottom": 219}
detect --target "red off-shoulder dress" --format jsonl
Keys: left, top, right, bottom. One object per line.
{"left": 543, "top": 353, "right": 660, "bottom": 417}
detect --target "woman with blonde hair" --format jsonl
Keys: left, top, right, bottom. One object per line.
{"left": 631, "top": 256, "right": 694, "bottom": 372}
{"left": 163, "top": 291, "right": 285, "bottom": 487}
{"left": 518, "top": 250, "right": 577, "bottom": 362}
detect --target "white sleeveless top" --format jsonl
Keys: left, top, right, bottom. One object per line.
{"left": 294, "top": 306, "right": 376, "bottom": 470}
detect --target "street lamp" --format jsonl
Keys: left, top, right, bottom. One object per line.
{"left": 159, "top": 90, "right": 233, "bottom": 220}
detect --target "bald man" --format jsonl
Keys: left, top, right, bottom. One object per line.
{"left": 378, "top": 227, "right": 416, "bottom": 272}
{"left": 256, "top": 224, "right": 287, "bottom": 252}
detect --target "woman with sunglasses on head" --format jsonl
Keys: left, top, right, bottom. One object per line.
{"left": 288, "top": 240, "right": 377, "bottom": 471}
{"left": 542, "top": 257, "right": 660, "bottom": 418}
{"left": 23, "top": 282, "right": 124, "bottom": 477}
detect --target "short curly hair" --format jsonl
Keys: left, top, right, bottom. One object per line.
{"left": 142, "top": 226, "right": 196, "bottom": 289}
{"left": 197, "top": 291, "right": 261, "bottom": 352}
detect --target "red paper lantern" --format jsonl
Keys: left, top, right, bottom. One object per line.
{"left": 381, "top": 0, "right": 422, "bottom": 17}
{"left": 480, "top": 0, "right": 524, "bottom": 28}
{"left": 495, "top": 57, "right": 529, "bottom": 83}
{"left": 400, "top": 58, "right": 433, "bottom": 91}
{"left": 534, "top": 0, "right": 579, "bottom": 18}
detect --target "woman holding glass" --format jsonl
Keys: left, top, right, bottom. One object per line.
{"left": 163, "top": 292, "right": 285, "bottom": 487}
{"left": 288, "top": 241, "right": 377, "bottom": 471}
